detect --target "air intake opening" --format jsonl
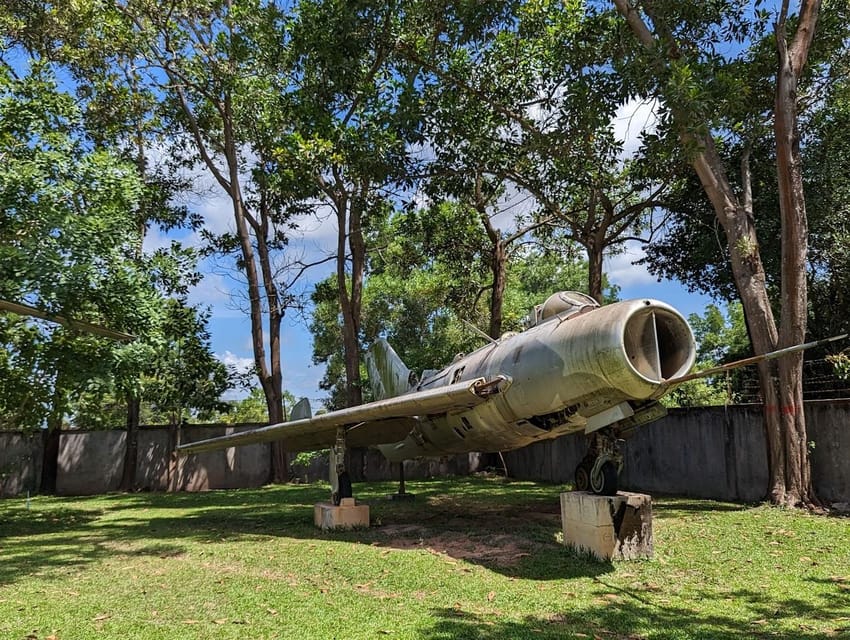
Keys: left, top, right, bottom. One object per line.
{"left": 624, "top": 308, "right": 694, "bottom": 382}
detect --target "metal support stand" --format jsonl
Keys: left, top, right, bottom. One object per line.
{"left": 387, "top": 461, "right": 415, "bottom": 501}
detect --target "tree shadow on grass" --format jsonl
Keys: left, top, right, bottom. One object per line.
{"left": 418, "top": 580, "right": 850, "bottom": 640}
{"left": 0, "top": 479, "right": 610, "bottom": 587}
{"left": 650, "top": 497, "right": 754, "bottom": 519}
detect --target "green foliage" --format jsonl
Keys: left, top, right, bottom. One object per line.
{"left": 826, "top": 352, "right": 850, "bottom": 381}
{"left": 0, "top": 65, "right": 151, "bottom": 430}
{"left": 0, "top": 61, "right": 232, "bottom": 432}
{"left": 663, "top": 302, "right": 751, "bottom": 408}
{"left": 312, "top": 202, "right": 604, "bottom": 405}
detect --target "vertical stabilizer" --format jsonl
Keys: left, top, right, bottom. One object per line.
{"left": 290, "top": 397, "right": 312, "bottom": 421}
{"left": 366, "top": 339, "right": 416, "bottom": 400}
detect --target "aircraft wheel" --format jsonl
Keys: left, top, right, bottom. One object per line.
{"left": 574, "top": 461, "right": 591, "bottom": 492}
{"left": 590, "top": 460, "right": 618, "bottom": 496}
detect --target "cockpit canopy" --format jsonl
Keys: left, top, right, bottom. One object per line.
{"left": 525, "top": 291, "right": 600, "bottom": 328}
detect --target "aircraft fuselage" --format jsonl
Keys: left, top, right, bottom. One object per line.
{"left": 375, "top": 298, "right": 695, "bottom": 461}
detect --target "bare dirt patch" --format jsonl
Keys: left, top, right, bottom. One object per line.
{"left": 373, "top": 501, "right": 559, "bottom": 567}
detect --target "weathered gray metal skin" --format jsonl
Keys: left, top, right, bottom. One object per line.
{"left": 377, "top": 299, "right": 695, "bottom": 461}
{"left": 177, "top": 296, "right": 695, "bottom": 462}
{"left": 178, "top": 377, "right": 494, "bottom": 455}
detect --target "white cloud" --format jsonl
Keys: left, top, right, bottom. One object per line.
{"left": 603, "top": 241, "right": 657, "bottom": 287}
{"left": 612, "top": 97, "right": 660, "bottom": 159}
{"left": 187, "top": 271, "right": 244, "bottom": 317}
{"left": 141, "top": 226, "right": 174, "bottom": 253}
{"left": 219, "top": 350, "right": 254, "bottom": 374}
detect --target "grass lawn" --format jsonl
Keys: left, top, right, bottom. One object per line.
{"left": 1, "top": 477, "right": 848, "bottom": 639}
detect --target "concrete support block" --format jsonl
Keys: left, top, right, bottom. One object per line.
{"left": 314, "top": 498, "right": 370, "bottom": 530}
{"left": 560, "top": 491, "right": 653, "bottom": 561}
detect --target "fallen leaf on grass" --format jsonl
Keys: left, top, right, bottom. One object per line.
{"left": 267, "top": 608, "right": 278, "bottom": 616}
{"left": 92, "top": 614, "right": 110, "bottom": 622}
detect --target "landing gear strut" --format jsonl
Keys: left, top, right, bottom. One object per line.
{"left": 574, "top": 428, "right": 623, "bottom": 496}
{"left": 329, "top": 427, "right": 352, "bottom": 505}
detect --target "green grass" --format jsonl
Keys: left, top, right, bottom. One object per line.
{"left": 1, "top": 477, "right": 848, "bottom": 639}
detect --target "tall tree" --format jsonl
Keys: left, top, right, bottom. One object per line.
{"left": 610, "top": 0, "right": 827, "bottom": 507}
{"left": 286, "top": 0, "right": 420, "bottom": 407}
{"left": 114, "top": 0, "right": 312, "bottom": 480}
{"left": 0, "top": 64, "right": 157, "bottom": 491}
{"left": 407, "top": 0, "right": 668, "bottom": 308}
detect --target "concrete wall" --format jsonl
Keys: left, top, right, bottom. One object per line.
{"left": 1, "top": 400, "right": 848, "bottom": 501}
{"left": 0, "top": 431, "right": 42, "bottom": 497}
{"left": 503, "top": 400, "right": 850, "bottom": 503}
{"left": 57, "top": 430, "right": 126, "bottom": 495}
{"left": 55, "top": 425, "right": 273, "bottom": 495}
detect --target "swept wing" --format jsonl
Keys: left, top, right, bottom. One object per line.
{"left": 178, "top": 376, "right": 508, "bottom": 455}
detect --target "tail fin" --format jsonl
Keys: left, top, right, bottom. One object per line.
{"left": 290, "top": 397, "right": 312, "bottom": 421}
{"left": 366, "top": 339, "right": 416, "bottom": 400}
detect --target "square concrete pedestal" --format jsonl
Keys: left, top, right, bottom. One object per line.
{"left": 314, "top": 498, "right": 370, "bottom": 530}
{"left": 560, "top": 491, "right": 653, "bottom": 561}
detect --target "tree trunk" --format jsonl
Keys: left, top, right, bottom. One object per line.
{"left": 120, "top": 394, "right": 140, "bottom": 491}
{"left": 770, "top": 0, "right": 820, "bottom": 506}
{"left": 334, "top": 179, "right": 366, "bottom": 409}
{"left": 39, "top": 382, "right": 64, "bottom": 494}
{"left": 40, "top": 427, "right": 61, "bottom": 495}
{"left": 266, "top": 389, "right": 288, "bottom": 483}
{"left": 612, "top": 0, "right": 821, "bottom": 507}
{"left": 586, "top": 238, "right": 605, "bottom": 304}
{"left": 488, "top": 240, "right": 507, "bottom": 339}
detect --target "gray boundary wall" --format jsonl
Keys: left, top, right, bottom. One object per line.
{"left": 1, "top": 400, "right": 848, "bottom": 501}
{"left": 502, "top": 400, "right": 850, "bottom": 503}
{"left": 55, "top": 425, "right": 273, "bottom": 495}
{"left": 0, "top": 431, "right": 42, "bottom": 497}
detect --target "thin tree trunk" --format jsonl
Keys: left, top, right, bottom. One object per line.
{"left": 488, "top": 241, "right": 507, "bottom": 339}
{"left": 120, "top": 394, "right": 140, "bottom": 491}
{"left": 586, "top": 239, "right": 605, "bottom": 304}
{"left": 40, "top": 427, "right": 61, "bottom": 495}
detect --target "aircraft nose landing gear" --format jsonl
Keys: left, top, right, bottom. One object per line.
{"left": 574, "top": 428, "right": 623, "bottom": 496}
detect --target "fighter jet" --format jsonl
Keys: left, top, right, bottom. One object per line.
{"left": 179, "top": 292, "right": 698, "bottom": 498}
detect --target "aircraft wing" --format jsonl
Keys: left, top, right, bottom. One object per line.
{"left": 178, "top": 375, "right": 508, "bottom": 455}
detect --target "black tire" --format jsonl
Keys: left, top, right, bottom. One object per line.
{"left": 337, "top": 471, "right": 353, "bottom": 500}
{"left": 590, "top": 460, "right": 618, "bottom": 496}
{"left": 574, "top": 462, "right": 591, "bottom": 492}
